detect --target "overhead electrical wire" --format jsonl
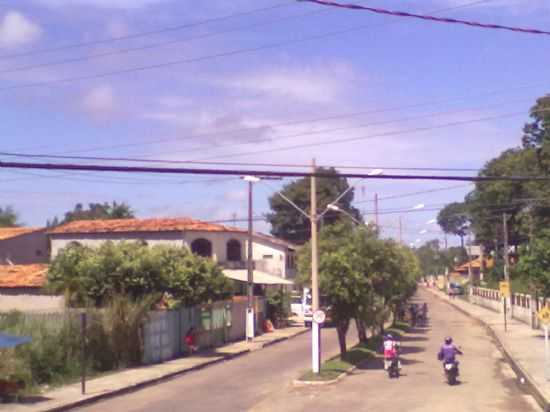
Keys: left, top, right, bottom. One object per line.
{"left": 19, "top": 78, "right": 544, "bottom": 157}
{"left": 299, "top": 0, "right": 550, "bottom": 36}
{"left": 0, "top": 2, "right": 296, "bottom": 60}
{"left": 0, "top": 0, "right": 497, "bottom": 93}
{"left": 0, "top": 7, "right": 329, "bottom": 75}
{"left": 3, "top": 160, "right": 550, "bottom": 182}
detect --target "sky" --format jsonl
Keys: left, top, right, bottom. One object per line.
{"left": 1, "top": 0, "right": 549, "bottom": 247}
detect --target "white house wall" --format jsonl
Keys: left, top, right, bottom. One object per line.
{"left": 49, "top": 230, "right": 291, "bottom": 279}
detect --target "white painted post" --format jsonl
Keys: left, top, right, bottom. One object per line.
{"left": 312, "top": 322, "right": 320, "bottom": 374}
{"left": 545, "top": 325, "right": 549, "bottom": 381}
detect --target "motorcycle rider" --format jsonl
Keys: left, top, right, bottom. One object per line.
{"left": 383, "top": 333, "right": 400, "bottom": 371}
{"left": 437, "top": 336, "right": 463, "bottom": 371}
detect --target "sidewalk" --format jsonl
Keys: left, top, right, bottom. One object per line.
{"left": 2, "top": 324, "right": 308, "bottom": 412}
{"left": 424, "top": 286, "right": 550, "bottom": 411}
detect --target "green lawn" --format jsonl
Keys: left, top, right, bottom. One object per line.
{"left": 298, "top": 321, "right": 408, "bottom": 382}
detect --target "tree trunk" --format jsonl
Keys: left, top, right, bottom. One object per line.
{"left": 337, "top": 318, "right": 350, "bottom": 356}
{"left": 355, "top": 318, "right": 367, "bottom": 343}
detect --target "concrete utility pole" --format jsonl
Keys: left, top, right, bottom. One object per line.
{"left": 374, "top": 193, "right": 379, "bottom": 232}
{"left": 398, "top": 216, "right": 402, "bottom": 244}
{"left": 310, "top": 159, "right": 321, "bottom": 374}
{"left": 503, "top": 212, "right": 511, "bottom": 331}
{"left": 244, "top": 176, "right": 260, "bottom": 341}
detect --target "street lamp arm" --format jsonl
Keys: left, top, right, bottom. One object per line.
{"left": 260, "top": 181, "right": 311, "bottom": 220}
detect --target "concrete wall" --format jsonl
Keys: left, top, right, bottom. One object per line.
{"left": 142, "top": 297, "right": 266, "bottom": 364}
{"left": 0, "top": 289, "right": 65, "bottom": 312}
{"left": 0, "top": 231, "right": 49, "bottom": 265}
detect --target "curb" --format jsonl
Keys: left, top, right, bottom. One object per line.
{"left": 293, "top": 364, "right": 356, "bottom": 387}
{"left": 424, "top": 287, "right": 550, "bottom": 412}
{"left": 41, "top": 329, "right": 309, "bottom": 412}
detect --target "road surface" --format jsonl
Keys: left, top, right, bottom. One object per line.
{"left": 76, "top": 289, "right": 540, "bottom": 411}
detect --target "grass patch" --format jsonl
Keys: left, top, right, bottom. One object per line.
{"left": 299, "top": 341, "right": 377, "bottom": 382}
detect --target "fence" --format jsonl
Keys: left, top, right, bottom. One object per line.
{"left": 469, "top": 286, "right": 544, "bottom": 328}
{"left": 0, "top": 296, "right": 267, "bottom": 365}
{"left": 142, "top": 297, "right": 266, "bottom": 364}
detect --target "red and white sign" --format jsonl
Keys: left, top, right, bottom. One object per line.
{"left": 313, "top": 310, "right": 326, "bottom": 324}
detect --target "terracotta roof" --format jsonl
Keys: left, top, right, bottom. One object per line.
{"left": 47, "top": 218, "right": 247, "bottom": 235}
{"left": 0, "top": 264, "right": 48, "bottom": 288}
{"left": 0, "top": 227, "right": 43, "bottom": 241}
{"left": 455, "top": 257, "right": 494, "bottom": 272}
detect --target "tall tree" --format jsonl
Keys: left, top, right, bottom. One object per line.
{"left": 49, "top": 201, "right": 135, "bottom": 226}
{"left": 437, "top": 202, "right": 469, "bottom": 247}
{"left": 0, "top": 206, "right": 19, "bottom": 227}
{"left": 266, "top": 168, "right": 361, "bottom": 244}
{"left": 522, "top": 94, "right": 550, "bottom": 169}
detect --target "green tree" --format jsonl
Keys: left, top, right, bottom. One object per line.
{"left": 0, "top": 206, "right": 19, "bottom": 227}
{"left": 297, "top": 223, "right": 376, "bottom": 355}
{"left": 522, "top": 94, "right": 550, "bottom": 168}
{"left": 437, "top": 202, "right": 469, "bottom": 247}
{"left": 266, "top": 168, "right": 361, "bottom": 244}
{"left": 47, "top": 242, "right": 232, "bottom": 307}
{"left": 515, "top": 229, "right": 550, "bottom": 299}
{"left": 49, "top": 201, "right": 135, "bottom": 226}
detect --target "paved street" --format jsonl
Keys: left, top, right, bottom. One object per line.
{"left": 75, "top": 324, "right": 354, "bottom": 412}
{"left": 76, "top": 289, "right": 540, "bottom": 412}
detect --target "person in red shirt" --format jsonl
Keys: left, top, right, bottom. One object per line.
{"left": 184, "top": 327, "right": 198, "bottom": 355}
{"left": 383, "top": 334, "right": 400, "bottom": 370}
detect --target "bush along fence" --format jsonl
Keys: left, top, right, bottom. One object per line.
{"left": 470, "top": 286, "right": 545, "bottom": 329}
{"left": 0, "top": 297, "right": 266, "bottom": 396}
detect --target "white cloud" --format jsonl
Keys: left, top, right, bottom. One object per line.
{"left": 0, "top": 11, "right": 41, "bottom": 49}
{"left": 222, "top": 62, "right": 358, "bottom": 104}
{"left": 81, "top": 85, "right": 116, "bottom": 117}
{"left": 34, "top": 0, "right": 168, "bottom": 9}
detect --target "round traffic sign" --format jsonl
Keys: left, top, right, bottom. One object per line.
{"left": 313, "top": 310, "right": 326, "bottom": 324}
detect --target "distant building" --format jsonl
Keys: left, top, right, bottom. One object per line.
{"left": 47, "top": 217, "right": 296, "bottom": 285}
{"left": 0, "top": 264, "right": 64, "bottom": 312}
{"left": 0, "top": 227, "right": 49, "bottom": 265}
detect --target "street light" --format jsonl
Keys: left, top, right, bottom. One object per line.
{"left": 327, "top": 204, "right": 363, "bottom": 226}
{"left": 412, "top": 203, "right": 425, "bottom": 210}
{"left": 419, "top": 229, "right": 428, "bottom": 234}
{"left": 427, "top": 218, "right": 437, "bottom": 224}
{"left": 242, "top": 175, "right": 260, "bottom": 341}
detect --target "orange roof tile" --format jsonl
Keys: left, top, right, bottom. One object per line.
{"left": 0, "top": 227, "right": 43, "bottom": 241}
{"left": 47, "top": 218, "right": 246, "bottom": 235}
{"left": 455, "top": 257, "right": 494, "bottom": 272}
{"left": 0, "top": 264, "right": 48, "bottom": 288}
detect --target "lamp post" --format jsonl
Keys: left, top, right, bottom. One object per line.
{"left": 243, "top": 175, "right": 260, "bottom": 341}
{"left": 327, "top": 204, "right": 363, "bottom": 226}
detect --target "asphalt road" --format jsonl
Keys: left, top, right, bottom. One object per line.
{"left": 76, "top": 289, "right": 541, "bottom": 412}
{"left": 251, "top": 289, "right": 541, "bottom": 412}
{"left": 75, "top": 323, "right": 354, "bottom": 412}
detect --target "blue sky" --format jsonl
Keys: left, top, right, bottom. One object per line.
{"left": 1, "top": 0, "right": 549, "bottom": 246}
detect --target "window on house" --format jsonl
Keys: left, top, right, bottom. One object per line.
{"left": 226, "top": 239, "right": 242, "bottom": 261}
{"left": 262, "top": 254, "right": 273, "bottom": 259}
{"left": 35, "top": 250, "right": 43, "bottom": 256}
{"left": 191, "top": 238, "right": 213, "bottom": 258}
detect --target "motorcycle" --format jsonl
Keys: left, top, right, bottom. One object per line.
{"left": 443, "top": 361, "right": 459, "bottom": 385}
{"left": 387, "top": 357, "right": 400, "bottom": 379}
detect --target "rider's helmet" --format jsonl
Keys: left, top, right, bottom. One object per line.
{"left": 444, "top": 336, "right": 453, "bottom": 345}
{"left": 385, "top": 333, "right": 393, "bottom": 340}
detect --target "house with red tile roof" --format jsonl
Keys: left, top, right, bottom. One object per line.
{"left": 47, "top": 217, "right": 297, "bottom": 283}
{"left": 0, "top": 264, "right": 64, "bottom": 312}
{"left": 0, "top": 227, "right": 49, "bottom": 265}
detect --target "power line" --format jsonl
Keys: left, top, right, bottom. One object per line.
{"left": 194, "top": 111, "right": 531, "bottom": 161}
{"left": 3, "top": 160, "right": 550, "bottom": 182}
{"left": 0, "top": 0, "right": 499, "bottom": 93}
{"left": 96, "top": 96, "right": 543, "bottom": 161}
{"left": 300, "top": 0, "right": 550, "bottom": 36}
{"left": 0, "top": 2, "right": 295, "bottom": 61}
{"left": 0, "top": 7, "right": 327, "bottom": 76}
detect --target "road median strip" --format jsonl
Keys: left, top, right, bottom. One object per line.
{"left": 294, "top": 321, "right": 409, "bottom": 386}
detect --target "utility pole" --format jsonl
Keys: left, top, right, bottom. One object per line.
{"left": 244, "top": 176, "right": 259, "bottom": 341}
{"left": 503, "top": 213, "right": 510, "bottom": 332}
{"left": 310, "top": 158, "right": 321, "bottom": 374}
{"left": 374, "top": 193, "right": 379, "bottom": 233}
{"left": 398, "top": 216, "right": 402, "bottom": 244}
